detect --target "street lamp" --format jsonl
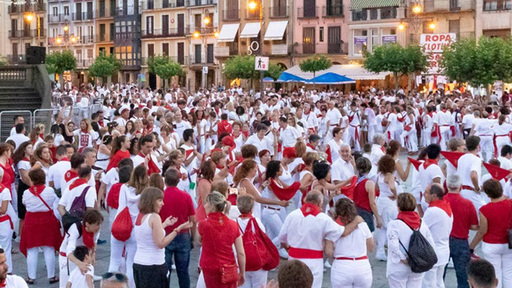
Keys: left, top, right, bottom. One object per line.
{"left": 412, "top": 4, "right": 422, "bottom": 14}
{"left": 428, "top": 22, "right": 436, "bottom": 31}
{"left": 25, "top": 12, "right": 42, "bottom": 46}
{"left": 248, "top": 0, "right": 264, "bottom": 93}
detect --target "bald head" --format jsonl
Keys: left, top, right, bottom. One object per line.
{"left": 305, "top": 190, "right": 323, "bottom": 207}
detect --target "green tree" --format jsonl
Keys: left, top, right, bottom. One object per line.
{"left": 223, "top": 55, "right": 259, "bottom": 81}
{"left": 46, "top": 50, "right": 77, "bottom": 87}
{"left": 89, "top": 53, "right": 121, "bottom": 84}
{"left": 442, "top": 36, "right": 512, "bottom": 89}
{"left": 299, "top": 55, "right": 332, "bottom": 81}
{"left": 364, "top": 43, "right": 428, "bottom": 90}
{"left": 147, "top": 55, "right": 184, "bottom": 88}
{"left": 264, "top": 63, "right": 284, "bottom": 80}
{"left": 0, "top": 56, "right": 6, "bottom": 67}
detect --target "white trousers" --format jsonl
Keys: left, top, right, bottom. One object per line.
{"left": 482, "top": 242, "right": 512, "bottom": 288}
{"left": 460, "top": 190, "right": 488, "bottom": 214}
{"left": 331, "top": 259, "right": 372, "bottom": 288}
{"left": 439, "top": 127, "right": 451, "bottom": 151}
{"left": 109, "top": 232, "right": 137, "bottom": 288}
{"left": 239, "top": 269, "right": 268, "bottom": 288}
{"left": 289, "top": 258, "right": 323, "bottom": 288}
{"left": 59, "top": 254, "right": 76, "bottom": 288}
{"left": 368, "top": 125, "right": 377, "bottom": 145}
{"left": 401, "top": 129, "right": 418, "bottom": 152}
{"left": 108, "top": 208, "right": 118, "bottom": 231}
{"left": 422, "top": 265, "right": 445, "bottom": 288}
{"left": 348, "top": 126, "right": 361, "bottom": 151}
{"left": 27, "top": 246, "right": 56, "bottom": 279}
{"left": 261, "top": 207, "right": 285, "bottom": 248}
{"left": 0, "top": 221, "right": 13, "bottom": 273}
{"left": 479, "top": 135, "right": 494, "bottom": 162}
{"left": 388, "top": 270, "right": 424, "bottom": 288}
{"left": 376, "top": 198, "right": 398, "bottom": 253}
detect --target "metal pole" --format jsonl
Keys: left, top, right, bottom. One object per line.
{"left": 259, "top": 4, "right": 263, "bottom": 94}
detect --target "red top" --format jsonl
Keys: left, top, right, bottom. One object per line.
{"left": 106, "top": 150, "right": 131, "bottom": 172}
{"left": 0, "top": 161, "right": 14, "bottom": 192}
{"left": 353, "top": 179, "right": 371, "bottom": 212}
{"left": 480, "top": 200, "right": 512, "bottom": 244}
{"left": 106, "top": 183, "right": 123, "bottom": 210}
{"left": 217, "top": 120, "right": 232, "bottom": 138}
{"left": 445, "top": 193, "right": 478, "bottom": 239}
{"left": 159, "top": 186, "right": 195, "bottom": 234}
{"left": 198, "top": 212, "right": 240, "bottom": 271}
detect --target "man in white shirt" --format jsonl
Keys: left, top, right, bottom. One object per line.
{"left": 279, "top": 116, "right": 301, "bottom": 148}
{"left": 423, "top": 184, "right": 454, "bottom": 288}
{"left": 245, "top": 124, "right": 275, "bottom": 157}
{"left": 304, "top": 103, "right": 319, "bottom": 135}
{"left": 418, "top": 144, "right": 445, "bottom": 215}
{"left": 326, "top": 101, "right": 342, "bottom": 136}
{"left": 0, "top": 248, "right": 29, "bottom": 288}
{"left": 57, "top": 165, "right": 97, "bottom": 216}
{"left": 115, "top": 106, "right": 130, "bottom": 127}
{"left": 9, "top": 115, "right": 24, "bottom": 137}
{"left": 461, "top": 108, "right": 475, "bottom": 139}
{"left": 369, "top": 134, "right": 386, "bottom": 180}
{"left": 347, "top": 102, "right": 362, "bottom": 152}
{"left": 472, "top": 112, "right": 496, "bottom": 162}
{"left": 435, "top": 104, "right": 454, "bottom": 151}
{"left": 173, "top": 111, "right": 192, "bottom": 141}
{"left": 498, "top": 145, "right": 512, "bottom": 171}
{"left": 331, "top": 144, "right": 356, "bottom": 185}
{"left": 279, "top": 191, "right": 362, "bottom": 288}
{"left": 6, "top": 124, "right": 30, "bottom": 150}
{"left": 48, "top": 145, "right": 72, "bottom": 198}
{"left": 457, "top": 136, "right": 486, "bottom": 212}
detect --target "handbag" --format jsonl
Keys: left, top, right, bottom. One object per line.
{"left": 255, "top": 218, "right": 279, "bottom": 270}
{"left": 111, "top": 207, "right": 133, "bottom": 242}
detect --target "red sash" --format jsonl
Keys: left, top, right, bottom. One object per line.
{"left": 288, "top": 247, "right": 323, "bottom": 259}
{"left": 269, "top": 178, "right": 300, "bottom": 201}
{"left": 139, "top": 153, "right": 161, "bottom": 175}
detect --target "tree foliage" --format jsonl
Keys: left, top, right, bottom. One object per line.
{"left": 45, "top": 50, "right": 77, "bottom": 75}
{"left": 264, "top": 63, "right": 284, "bottom": 80}
{"left": 223, "top": 55, "right": 259, "bottom": 80}
{"left": 441, "top": 36, "right": 512, "bottom": 87}
{"left": 299, "top": 55, "right": 332, "bottom": 77}
{"left": 147, "top": 55, "right": 184, "bottom": 86}
{"left": 89, "top": 53, "right": 122, "bottom": 78}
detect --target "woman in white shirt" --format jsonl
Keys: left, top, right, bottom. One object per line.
{"left": 21, "top": 168, "right": 61, "bottom": 285}
{"left": 375, "top": 154, "right": 398, "bottom": 261}
{"left": 12, "top": 141, "right": 34, "bottom": 238}
{"left": 31, "top": 143, "right": 53, "bottom": 185}
{"left": 493, "top": 115, "right": 512, "bottom": 158}
{"left": 133, "top": 187, "right": 192, "bottom": 288}
{"left": 386, "top": 193, "right": 435, "bottom": 288}
{"left": 330, "top": 198, "right": 374, "bottom": 288}
{"left": 109, "top": 165, "right": 148, "bottom": 288}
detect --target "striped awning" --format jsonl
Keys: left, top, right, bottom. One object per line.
{"left": 350, "top": 0, "right": 400, "bottom": 10}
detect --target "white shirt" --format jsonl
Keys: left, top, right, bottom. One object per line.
{"left": 6, "top": 133, "right": 30, "bottom": 150}
{"left": 435, "top": 110, "right": 453, "bottom": 126}
{"left": 498, "top": 156, "right": 512, "bottom": 170}
{"left": 23, "top": 186, "right": 58, "bottom": 212}
{"left": 59, "top": 182, "right": 97, "bottom": 211}
{"left": 48, "top": 160, "right": 71, "bottom": 190}
{"left": 245, "top": 134, "right": 274, "bottom": 155}
{"left": 331, "top": 158, "right": 355, "bottom": 182}
{"left": 2, "top": 274, "right": 29, "bottom": 288}
{"left": 279, "top": 209, "right": 344, "bottom": 253}
{"left": 59, "top": 222, "right": 100, "bottom": 255}
{"left": 326, "top": 139, "right": 342, "bottom": 164}
{"left": 457, "top": 153, "right": 482, "bottom": 190}
{"left": 423, "top": 205, "right": 454, "bottom": 266}
{"left": 473, "top": 118, "right": 496, "bottom": 136}
{"left": 67, "top": 265, "right": 94, "bottom": 288}
{"left": 174, "top": 121, "right": 192, "bottom": 141}
{"left": 116, "top": 185, "right": 141, "bottom": 222}
{"left": 418, "top": 162, "right": 444, "bottom": 192}
{"left": 280, "top": 126, "right": 301, "bottom": 148}
{"left": 333, "top": 222, "right": 372, "bottom": 258}
{"left": 461, "top": 114, "right": 475, "bottom": 130}
{"left": 326, "top": 108, "right": 342, "bottom": 127}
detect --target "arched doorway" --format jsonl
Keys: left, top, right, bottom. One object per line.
{"left": 149, "top": 73, "right": 157, "bottom": 90}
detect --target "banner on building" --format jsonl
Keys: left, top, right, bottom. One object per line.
{"left": 382, "top": 35, "right": 397, "bottom": 44}
{"left": 420, "top": 33, "right": 457, "bottom": 75}
{"left": 354, "top": 36, "right": 368, "bottom": 44}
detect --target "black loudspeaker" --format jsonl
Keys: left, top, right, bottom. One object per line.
{"left": 26, "top": 46, "right": 46, "bottom": 64}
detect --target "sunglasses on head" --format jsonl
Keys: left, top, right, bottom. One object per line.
{"left": 102, "top": 272, "right": 127, "bottom": 282}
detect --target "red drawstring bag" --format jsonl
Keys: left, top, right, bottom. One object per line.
{"left": 238, "top": 217, "right": 279, "bottom": 271}
{"left": 111, "top": 207, "right": 133, "bottom": 242}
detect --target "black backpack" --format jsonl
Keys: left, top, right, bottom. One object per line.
{"left": 62, "top": 186, "right": 90, "bottom": 233}
{"left": 398, "top": 219, "right": 438, "bottom": 273}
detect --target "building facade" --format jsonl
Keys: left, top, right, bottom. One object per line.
{"left": 475, "top": 0, "right": 511, "bottom": 38}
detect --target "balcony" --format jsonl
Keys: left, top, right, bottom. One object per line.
{"left": 6, "top": 55, "right": 26, "bottom": 64}
{"left": 186, "top": 26, "right": 217, "bottom": 35}
{"left": 269, "top": 6, "right": 288, "bottom": 18}
{"left": 222, "top": 9, "right": 240, "bottom": 21}
{"left": 77, "top": 59, "right": 94, "bottom": 68}
{"left": 270, "top": 44, "right": 289, "bottom": 55}
{"left": 97, "top": 8, "right": 116, "bottom": 18}
{"left": 143, "top": 56, "right": 189, "bottom": 66}
{"left": 96, "top": 34, "right": 113, "bottom": 42}
{"left": 116, "top": 6, "right": 138, "bottom": 16}
{"left": 190, "top": 54, "right": 215, "bottom": 64}
{"left": 73, "top": 12, "right": 95, "bottom": 21}
{"left": 214, "top": 46, "right": 239, "bottom": 57}
{"left": 294, "top": 43, "right": 348, "bottom": 55}
{"left": 142, "top": 28, "right": 187, "bottom": 38}
{"left": 8, "top": 3, "right": 45, "bottom": 13}
{"left": 187, "top": 0, "right": 217, "bottom": 6}
{"left": 297, "top": 7, "right": 318, "bottom": 18}
{"left": 323, "top": 5, "right": 343, "bottom": 17}
{"left": 48, "top": 14, "right": 72, "bottom": 23}
{"left": 8, "top": 30, "right": 33, "bottom": 38}
{"left": 351, "top": 10, "right": 368, "bottom": 21}
{"left": 483, "top": 0, "right": 512, "bottom": 11}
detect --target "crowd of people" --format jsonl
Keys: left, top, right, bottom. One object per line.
{"left": 0, "top": 83, "right": 510, "bottom": 288}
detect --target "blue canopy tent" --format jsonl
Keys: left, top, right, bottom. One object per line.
{"left": 263, "top": 77, "right": 275, "bottom": 83}
{"left": 276, "top": 72, "right": 306, "bottom": 83}
{"left": 305, "top": 72, "right": 355, "bottom": 84}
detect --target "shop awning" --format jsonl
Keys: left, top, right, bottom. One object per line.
{"left": 280, "top": 64, "right": 390, "bottom": 82}
{"left": 264, "top": 21, "right": 288, "bottom": 41}
{"left": 305, "top": 73, "right": 355, "bottom": 84}
{"left": 240, "top": 23, "right": 261, "bottom": 38}
{"left": 350, "top": 0, "right": 400, "bottom": 10}
{"left": 217, "top": 23, "right": 240, "bottom": 42}
{"left": 276, "top": 72, "right": 306, "bottom": 83}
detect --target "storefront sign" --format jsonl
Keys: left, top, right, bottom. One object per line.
{"left": 354, "top": 36, "right": 367, "bottom": 45}
{"left": 420, "top": 33, "right": 456, "bottom": 53}
{"left": 382, "top": 35, "right": 397, "bottom": 44}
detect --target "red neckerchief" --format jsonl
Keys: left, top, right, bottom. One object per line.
{"left": 380, "top": 145, "right": 386, "bottom": 153}
{"left": 334, "top": 216, "right": 345, "bottom": 226}
{"left": 216, "top": 164, "right": 224, "bottom": 170}
{"left": 22, "top": 157, "right": 30, "bottom": 162}
{"left": 423, "top": 159, "right": 438, "bottom": 169}
{"left": 64, "top": 170, "right": 78, "bottom": 183}
{"left": 242, "top": 131, "right": 249, "bottom": 138}
{"left": 429, "top": 199, "right": 452, "bottom": 217}
{"left": 81, "top": 129, "right": 88, "bottom": 134}
{"left": 69, "top": 178, "right": 88, "bottom": 190}
{"left": 39, "top": 133, "right": 44, "bottom": 140}
{"left": 98, "top": 120, "right": 104, "bottom": 127}
{"left": 239, "top": 213, "right": 252, "bottom": 218}
{"left": 427, "top": 112, "right": 434, "bottom": 118}
{"left": 29, "top": 184, "right": 45, "bottom": 196}
{"left": 139, "top": 152, "right": 161, "bottom": 175}
{"left": 0, "top": 279, "right": 5, "bottom": 287}
{"left": 61, "top": 157, "right": 70, "bottom": 162}
{"left": 82, "top": 225, "right": 95, "bottom": 249}
{"left": 300, "top": 203, "right": 321, "bottom": 217}
{"left": 397, "top": 211, "right": 421, "bottom": 230}
{"left": 307, "top": 143, "right": 316, "bottom": 150}
{"left": 304, "top": 111, "right": 310, "bottom": 115}
{"left": 232, "top": 132, "right": 241, "bottom": 138}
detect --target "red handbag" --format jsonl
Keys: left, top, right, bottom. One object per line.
{"left": 255, "top": 219, "right": 280, "bottom": 270}
{"left": 238, "top": 218, "right": 264, "bottom": 271}
{"left": 111, "top": 207, "right": 133, "bottom": 242}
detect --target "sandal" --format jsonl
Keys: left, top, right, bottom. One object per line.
{"left": 49, "top": 276, "right": 59, "bottom": 284}
{"left": 25, "top": 278, "right": 34, "bottom": 285}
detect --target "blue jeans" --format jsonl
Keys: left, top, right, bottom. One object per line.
{"left": 165, "top": 232, "right": 191, "bottom": 288}
{"left": 444, "top": 237, "right": 470, "bottom": 288}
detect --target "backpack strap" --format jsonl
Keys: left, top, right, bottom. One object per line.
{"left": 70, "top": 186, "right": 91, "bottom": 210}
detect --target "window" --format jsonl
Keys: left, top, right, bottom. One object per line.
{"left": 319, "top": 27, "right": 324, "bottom": 42}
{"left": 64, "top": 6, "right": 69, "bottom": 15}
{"left": 147, "top": 44, "right": 154, "bottom": 57}
{"left": 449, "top": 20, "right": 460, "bottom": 37}
{"left": 146, "top": 16, "right": 154, "bottom": 34}
{"left": 87, "top": 49, "right": 93, "bottom": 59}
{"left": 100, "top": 24, "right": 106, "bottom": 41}
{"left": 194, "top": 14, "right": 201, "bottom": 30}
{"left": 380, "top": 7, "right": 397, "bottom": 19}
{"left": 450, "top": 0, "right": 460, "bottom": 10}
{"left": 371, "top": 28, "right": 379, "bottom": 49}
{"left": 52, "top": 7, "right": 58, "bottom": 16}
{"left": 327, "top": 26, "right": 341, "bottom": 53}
{"left": 352, "top": 10, "right": 367, "bottom": 21}
{"left": 162, "top": 43, "right": 169, "bottom": 56}
{"left": 303, "top": 27, "right": 315, "bottom": 54}
{"left": 370, "top": 8, "right": 378, "bottom": 19}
